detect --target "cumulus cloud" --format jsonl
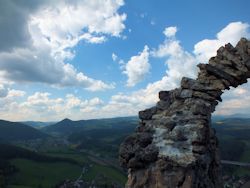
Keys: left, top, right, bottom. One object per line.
{"left": 0, "top": 88, "right": 26, "bottom": 120}
{"left": 0, "top": 84, "right": 8, "bottom": 98}
{"left": 0, "top": 84, "right": 25, "bottom": 100}
{"left": 123, "top": 45, "right": 150, "bottom": 87}
{"left": 215, "top": 85, "right": 250, "bottom": 116}
{"left": 7, "top": 89, "right": 26, "bottom": 98}
{"left": 1, "top": 22, "right": 250, "bottom": 120}
{"left": 86, "top": 21, "right": 250, "bottom": 118}
{"left": 194, "top": 22, "right": 250, "bottom": 63}
{"left": 0, "top": 0, "right": 45, "bottom": 51}
{"left": 152, "top": 26, "right": 198, "bottom": 88}
{"left": 0, "top": 0, "right": 126, "bottom": 91}
{"left": 92, "top": 26, "right": 199, "bottom": 118}
{"left": 0, "top": 91, "right": 105, "bottom": 121}
{"left": 163, "top": 26, "right": 177, "bottom": 38}
{"left": 101, "top": 23, "right": 250, "bottom": 118}
{"left": 29, "top": 0, "right": 126, "bottom": 50}
{"left": 0, "top": 49, "right": 115, "bottom": 91}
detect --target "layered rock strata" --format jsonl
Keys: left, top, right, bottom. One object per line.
{"left": 119, "top": 38, "right": 250, "bottom": 188}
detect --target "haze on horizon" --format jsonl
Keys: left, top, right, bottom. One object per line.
{"left": 0, "top": 0, "right": 250, "bottom": 122}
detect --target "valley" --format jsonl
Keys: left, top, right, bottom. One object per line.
{"left": 0, "top": 117, "right": 137, "bottom": 187}
{"left": 0, "top": 116, "right": 250, "bottom": 187}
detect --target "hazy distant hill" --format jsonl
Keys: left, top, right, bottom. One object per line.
{"left": 21, "top": 121, "right": 55, "bottom": 128}
{"left": 42, "top": 117, "right": 137, "bottom": 157}
{"left": 43, "top": 117, "right": 138, "bottom": 135}
{"left": 42, "top": 115, "right": 250, "bottom": 159}
{"left": 214, "top": 117, "right": 250, "bottom": 126}
{"left": 0, "top": 120, "right": 48, "bottom": 141}
{"left": 42, "top": 118, "right": 80, "bottom": 134}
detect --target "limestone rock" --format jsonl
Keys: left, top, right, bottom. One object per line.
{"left": 138, "top": 107, "right": 157, "bottom": 120}
{"left": 119, "top": 38, "right": 250, "bottom": 188}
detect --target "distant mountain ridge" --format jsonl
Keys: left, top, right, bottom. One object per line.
{"left": 43, "top": 116, "right": 138, "bottom": 135}
{"left": 213, "top": 117, "right": 250, "bottom": 126}
{"left": 0, "top": 120, "right": 48, "bottom": 141}
{"left": 21, "top": 121, "right": 55, "bottom": 128}
{"left": 43, "top": 115, "right": 250, "bottom": 135}
{"left": 212, "top": 113, "right": 250, "bottom": 120}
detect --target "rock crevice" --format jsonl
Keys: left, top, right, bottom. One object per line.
{"left": 119, "top": 38, "right": 250, "bottom": 188}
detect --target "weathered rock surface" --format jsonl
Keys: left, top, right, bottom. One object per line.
{"left": 119, "top": 38, "right": 250, "bottom": 188}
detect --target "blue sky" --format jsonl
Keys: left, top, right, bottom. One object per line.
{"left": 0, "top": 0, "right": 249, "bottom": 121}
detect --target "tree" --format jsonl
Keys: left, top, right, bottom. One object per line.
{"left": 0, "top": 170, "right": 5, "bottom": 188}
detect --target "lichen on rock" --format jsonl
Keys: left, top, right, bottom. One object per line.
{"left": 119, "top": 38, "right": 250, "bottom": 188}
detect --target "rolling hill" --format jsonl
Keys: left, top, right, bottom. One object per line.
{"left": 42, "top": 117, "right": 138, "bottom": 158}
{"left": 0, "top": 120, "right": 49, "bottom": 141}
{"left": 43, "top": 116, "right": 138, "bottom": 135}
{"left": 21, "top": 121, "right": 55, "bottom": 128}
{"left": 1, "top": 116, "right": 250, "bottom": 187}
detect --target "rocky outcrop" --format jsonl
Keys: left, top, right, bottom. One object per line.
{"left": 119, "top": 38, "right": 250, "bottom": 188}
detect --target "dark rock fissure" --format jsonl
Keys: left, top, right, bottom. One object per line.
{"left": 119, "top": 38, "right": 250, "bottom": 188}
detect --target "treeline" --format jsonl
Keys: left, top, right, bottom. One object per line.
{"left": 0, "top": 159, "right": 17, "bottom": 188}
{"left": 68, "top": 128, "right": 135, "bottom": 157}
{"left": 0, "top": 120, "right": 48, "bottom": 141}
{"left": 0, "top": 143, "right": 78, "bottom": 164}
{"left": 0, "top": 143, "right": 81, "bottom": 187}
{"left": 216, "top": 128, "right": 250, "bottom": 140}
{"left": 219, "top": 139, "right": 246, "bottom": 161}
{"left": 68, "top": 128, "right": 134, "bottom": 143}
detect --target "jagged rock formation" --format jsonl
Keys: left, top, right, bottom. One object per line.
{"left": 119, "top": 38, "right": 250, "bottom": 188}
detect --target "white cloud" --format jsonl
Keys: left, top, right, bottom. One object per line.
{"left": 0, "top": 84, "right": 26, "bottom": 103}
{"left": 1, "top": 22, "right": 250, "bottom": 121}
{"left": 99, "top": 22, "right": 250, "bottom": 118}
{"left": 94, "top": 28, "right": 199, "bottom": 118}
{"left": 152, "top": 39, "right": 182, "bottom": 58}
{"left": 152, "top": 26, "right": 198, "bottom": 88}
{"left": 7, "top": 89, "right": 26, "bottom": 98}
{"left": 112, "top": 53, "right": 118, "bottom": 61}
{"left": 79, "top": 33, "right": 106, "bottom": 44}
{"left": 215, "top": 85, "right": 250, "bottom": 116}
{"left": 0, "top": 84, "right": 8, "bottom": 98}
{"left": 61, "top": 63, "right": 115, "bottom": 91}
{"left": 0, "top": 88, "right": 26, "bottom": 120}
{"left": 0, "top": 49, "right": 115, "bottom": 91}
{"left": 0, "top": 91, "right": 105, "bottom": 121}
{"left": 30, "top": 0, "right": 126, "bottom": 50}
{"left": 123, "top": 45, "right": 151, "bottom": 87}
{"left": 89, "top": 97, "right": 104, "bottom": 106}
{"left": 163, "top": 26, "right": 177, "bottom": 38}
{"left": 194, "top": 22, "right": 250, "bottom": 63}
{"left": 0, "top": 0, "right": 126, "bottom": 91}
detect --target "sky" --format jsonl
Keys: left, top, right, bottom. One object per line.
{"left": 0, "top": 0, "right": 250, "bottom": 121}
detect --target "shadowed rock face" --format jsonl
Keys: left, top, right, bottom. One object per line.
{"left": 119, "top": 38, "right": 250, "bottom": 188}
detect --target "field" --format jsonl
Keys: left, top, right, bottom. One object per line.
{"left": 7, "top": 151, "right": 127, "bottom": 187}
{"left": 46, "top": 151, "right": 127, "bottom": 185}
{"left": 9, "top": 159, "right": 81, "bottom": 188}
